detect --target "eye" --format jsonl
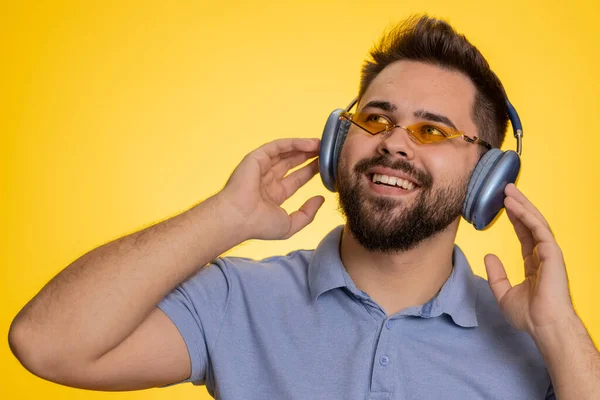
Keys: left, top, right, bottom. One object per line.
{"left": 419, "top": 124, "right": 448, "bottom": 137}
{"left": 365, "top": 114, "right": 392, "bottom": 125}
{"left": 349, "top": 111, "right": 399, "bottom": 135}
{"left": 352, "top": 112, "right": 393, "bottom": 134}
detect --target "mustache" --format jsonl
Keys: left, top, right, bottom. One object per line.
{"left": 353, "top": 154, "right": 433, "bottom": 189}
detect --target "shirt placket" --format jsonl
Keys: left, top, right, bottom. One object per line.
{"left": 370, "top": 316, "right": 397, "bottom": 399}
{"left": 351, "top": 293, "right": 394, "bottom": 400}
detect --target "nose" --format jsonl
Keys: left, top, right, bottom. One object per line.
{"left": 376, "top": 125, "right": 416, "bottom": 160}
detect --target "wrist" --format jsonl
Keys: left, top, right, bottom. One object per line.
{"left": 206, "top": 191, "right": 255, "bottom": 243}
{"left": 531, "top": 311, "right": 583, "bottom": 356}
{"left": 530, "top": 311, "right": 600, "bottom": 399}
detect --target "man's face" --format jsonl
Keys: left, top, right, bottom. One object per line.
{"left": 337, "top": 60, "right": 481, "bottom": 253}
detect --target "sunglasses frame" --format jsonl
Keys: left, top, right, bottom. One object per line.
{"left": 339, "top": 111, "right": 492, "bottom": 150}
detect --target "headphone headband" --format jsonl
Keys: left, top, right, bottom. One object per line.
{"left": 505, "top": 97, "right": 523, "bottom": 156}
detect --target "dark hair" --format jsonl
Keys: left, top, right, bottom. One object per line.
{"left": 359, "top": 15, "right": 509, "bottom": 149}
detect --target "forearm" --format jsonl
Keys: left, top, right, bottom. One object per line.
{"left": 533, "top": 314, "right": 600, "bottom": 399}
{"left": 9, "top": 192, "right": 246, "bottom": 369}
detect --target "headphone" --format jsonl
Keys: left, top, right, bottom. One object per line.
{"left": 319, "top": 91, "right": 523, "bottom": 231}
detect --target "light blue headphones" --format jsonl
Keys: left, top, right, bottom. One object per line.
{"left": 319, "top": 93, "right": 523, "bottom": 230}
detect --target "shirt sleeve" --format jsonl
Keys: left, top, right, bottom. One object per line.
{"left": 156, "top": 258, "right": 231, "bottom": 386}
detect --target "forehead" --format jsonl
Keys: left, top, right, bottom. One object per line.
{"left": 360, "top": 60, "right": 477, "bottom": 128}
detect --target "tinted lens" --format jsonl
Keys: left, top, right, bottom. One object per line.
{"left": 353, "top": 112, "right": 391, "bottom": 134}
{"left": 410, "top": 122, "right": 451, "bottom": 143}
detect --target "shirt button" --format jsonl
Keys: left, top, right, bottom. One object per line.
{"left": 380, "top": 356, "right": 390, "bottom": 366}
{"left": 385, "top": 320, "right": 393, "bottom": 329}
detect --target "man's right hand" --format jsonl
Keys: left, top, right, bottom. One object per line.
{"left": 217, "top": 138, "right": 325, "bottom": 241}
{"left": 8, "top": 137, "right": 326, "bottom": 391}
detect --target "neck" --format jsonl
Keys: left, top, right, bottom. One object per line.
{"left": 340, "top": 219, "right": 459, "bottom": 316}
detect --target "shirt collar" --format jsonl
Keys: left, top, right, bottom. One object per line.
{"left": 308, "top": 226, "right": 349, "bottom": 301}
{"left": 429, "top": 245, "right": 479, "bottom": 328}
{"left": 307, "top": 225, "right": 479, "bottom": 328}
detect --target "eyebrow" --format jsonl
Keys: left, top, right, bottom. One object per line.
{"left": 414, "top": 109, "right": 459, "bottom": 131}
{"left": 360, "top": 100, "right": 459, "bottom": 131}
{"left": 361, "top": 100, "right": 397, "bottom": 112}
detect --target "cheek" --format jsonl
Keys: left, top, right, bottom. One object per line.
{"left": 422, "top": 148, "right": 474, "bottom": 187}
{"left": 340, "top": 133, "right": 372, "bottom": 166}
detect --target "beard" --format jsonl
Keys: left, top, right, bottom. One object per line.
{"left": 336, "top": 153, "right": 470, "bottom": 253}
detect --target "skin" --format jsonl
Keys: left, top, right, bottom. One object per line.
{"left": 8, "top": 59, "right": 599, "bottom": 397}
{"left": 486, "top": 186, "right": 600, "bottom": 399}
{"left": 338, "top": 60, "right": 481, "bottom": 315}
{"left": 338, "top": 60, "right": 600, "bottom": 399}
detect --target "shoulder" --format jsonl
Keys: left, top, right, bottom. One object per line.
{"left": 218, "top": 249, "right": 314, "bottom": 276}
{"left": 215, "top": 249, "right": 315, "bottom": 294}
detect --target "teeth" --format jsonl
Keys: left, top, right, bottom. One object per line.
{"left": 371, "top": 173, "right": 416, "bottom": 190}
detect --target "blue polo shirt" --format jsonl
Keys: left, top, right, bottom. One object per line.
{"left": 157, "top": 225, "right": 554, "bottom": 399}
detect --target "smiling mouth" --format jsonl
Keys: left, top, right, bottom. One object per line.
{"left": 368, "top": 173, "right": 417, "bottom": 191}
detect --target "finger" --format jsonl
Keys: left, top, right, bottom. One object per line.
{"left": 270, "top": 149, "right": 315, "bottom": 167}
{"left": 251, "top": 151, "right": 278, "bottom": 177}
{"left": 505, "top": 184, "right": 551, "bottom": 230}
{"left": 484, "top": 254, "right": 512, "bottom": 304}
{"left": 272, "top": 151, "right": 319, "bottom": 180}
{"left": 535, "top": 241, "right": 564, "bottom": 265}
{"left": 280, "top": 158, "right": 320, "bottom": 199}
{"left": 270, "top": 148, "right": 315, "bottom": 167}
{"left": 283, "top": 195, "right": 325, "bottom": 239}
{"left": 251, "top": 140, "right": 319, "bottom": 176}
{"left": 258, "top": 138, "right": 321, "bottom": 160}
{"left": 534, "top": 242, "right": 569, "bottom": 288}
{"left": 256, "top": 150, "right": 305, "bottom": 178}
{"left": 524, "top": 251, "right": 539, "bottom": 278}
{"left": 505, "top": 202, "right": 535, "bottom": 259}
{"left": 505, "top": 196, "right": 555, "bottom": 246}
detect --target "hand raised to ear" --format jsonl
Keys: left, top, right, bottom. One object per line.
{"left": 483, "top": 184, "right": 575, "bottom": 337}
{"left": 218, "top": 138, "right": 325, "bottom": 241}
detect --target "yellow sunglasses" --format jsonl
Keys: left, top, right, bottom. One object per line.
{"left": 340, "top": 111, "right": 492, "bottom": 150}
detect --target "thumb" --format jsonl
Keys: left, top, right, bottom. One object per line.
{"left": 484, "top": 254, "right": 512, "bottom": 305}
{"left": 283, "top": 195, "right": 325, "bottom": 239}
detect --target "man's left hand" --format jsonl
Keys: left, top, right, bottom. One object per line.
{"left": 484, "top": 183, "right": 577, "bottom": 338}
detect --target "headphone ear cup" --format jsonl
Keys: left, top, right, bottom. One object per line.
{"left": 462, "top": 149, "right": 521, "bottom": 230}
{"left": 462, "top": 149, "right": 502, "bottom": 222}
{"left": 319, "top": 109, "right": 350, "bottom": 192}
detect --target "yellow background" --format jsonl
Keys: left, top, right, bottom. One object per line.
{"left": 2, "top": 0, "right": 599, "bottom": 398}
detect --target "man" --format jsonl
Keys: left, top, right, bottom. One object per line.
{"left": 8, "top": 15, "right": 600, "bottom": 399}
